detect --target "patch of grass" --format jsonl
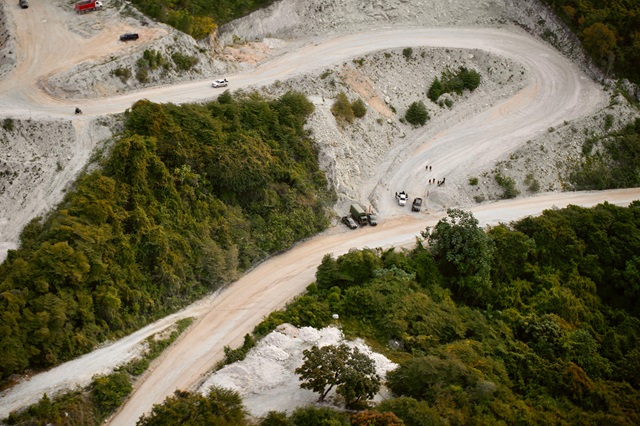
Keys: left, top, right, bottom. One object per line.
{"left": 469, "top": 177, "right": 479, "bottom": 186}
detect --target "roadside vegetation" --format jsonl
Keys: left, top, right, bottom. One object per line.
{"left": 568, "top": 117, "right": 640, "bottom": 190}
{"left": 541, "top": 0, "right": 640, "bottom": 83}
{"left": 139, "top": 203, "right": 640, "bottom": 424}
{"left": 5, "top": 318, "right": 193, "bottom": 425}
{"left": 0, "top": 91, "right": 334, "bottom": 384}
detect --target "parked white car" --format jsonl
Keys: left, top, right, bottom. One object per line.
{"left": 396, "top": 191, "right": 408, "bottom": 206}
{"left": 211, "top": 78, "right": 228, "bottom": 88}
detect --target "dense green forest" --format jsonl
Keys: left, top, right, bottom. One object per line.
{"left": 542, "top": 0, "right": 640, "bottom": 83}
{"left": 130, "top": 0, "right": 276, "bottom": 39}
{"left": 569, "top": 117, "right": 640, "bottom": 190}
{"left": 0, "top": 91, "right": 333, "bottom": 383}
{"left": 233, "top": 204, "right": 639, "bottom": 424}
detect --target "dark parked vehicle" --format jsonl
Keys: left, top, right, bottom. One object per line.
{"left": 411, "top": 197, "right": 423, "bottom": 212}
{"left": 342, "top": 216, "right": 358, "bottom": 229}
{"left": 19, "top": 0, "right": 29, "bottom": 9}
{"left": 120, "top": 33, "right": 139, "bottom": 42}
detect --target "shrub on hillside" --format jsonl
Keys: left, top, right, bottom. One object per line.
{"left": 405, "top": 101, "right": 429, "bottom": 126}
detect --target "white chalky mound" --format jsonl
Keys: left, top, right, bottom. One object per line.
{"left": 199, "top": 324, "right": 397, "bottom": 417}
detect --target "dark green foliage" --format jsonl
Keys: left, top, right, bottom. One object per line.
{"left": 259, "top": 410, "right": 291, "bottom": 425}
{"left": 0, "top": 92, "right": 332, "bottom": 382}
{"left": 6, "top": 392, "right": 98, "bottom": 425}
{"left": 289, "top": 406, "right": 350, "bottom": 425}
{"left": 541, "top": 0, "right": 640, "bottom": 83}
{"left": 404, "top": 101, "right": 429, "bottom": 126}
{"left": 423, "top": 209, "right": 495, "bottom": 306}
{"left": 2, "top": 118, "right": 14, "bottom": 132}
{"left": 295, "top": 343, "right": 381, "bottom": 407}
{"left": 7, "top": 318, "right": 193, "bottom": 424}
{"left": 428, "top": 67, "right": 481, "bottom": 102}
{"left": 91, "top": 371, "right": 132, "bottom": 417}
{"left": 136, "top": 50, "right": 169, "bottom": 83}
{"left": 136, "top": 387, "right": 248, "bottom": 425}
{"left": 223, "top": 333, "right": 256, "bottom": 365}
{"left": 256, "top": 202, "right": 640, "bottom": 424}
{"left": 569, "top": 121, "right": 640, "bottom": 190}
{"left": 402, "top": 47, "right": 413, "bottom": 60}
{"left": 171, "top": 52, "right": 198, "bottom": 71}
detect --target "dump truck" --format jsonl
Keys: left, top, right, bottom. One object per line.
{"left": 75, "top": 0, "right": 103, "bottom": 13}
{"left": 350, "top": 204, "right": 368, "bottom": 226}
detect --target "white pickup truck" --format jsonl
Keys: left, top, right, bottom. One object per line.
{"left": 395, "top": 191, "right": 408, "bottom": 206}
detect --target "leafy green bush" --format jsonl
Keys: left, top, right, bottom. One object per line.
{"left": 2, "top": 118, "right": 14, "bottom": 132}
{"left": 171, "top": 52, "right": 199, "bottom": 71}
{"left": 331, "top": 92, "right": 355, "bottom": 124}
{"left": 112, "top": 67, "right": 131, "bottom": 83}
{"left": 469, "top": 177, "right": 479, "bottom": 185}
{"left": 405, "top": 101, "right": 429, "bottom": 126}
{"left": 402, "top": 47, "right": 413, "bottom": 60}
{"left": 352, "top": 98, "right": 367, "bottom": 118}
{"left": 428, "top": 67, "right": 481, "bottom": 102}
{"left": 136, "top": 388, "right": 248, "bottom": 425}
{"left": 495, "top": 172, "right": 519, "bottom": 199}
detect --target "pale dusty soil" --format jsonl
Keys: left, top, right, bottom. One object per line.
{"left": 0, "top": 0, "right": 639, "bottom": 423}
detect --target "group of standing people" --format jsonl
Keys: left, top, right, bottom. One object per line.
{"left": 426, "top": 164, "right": 445, "bottom": 187}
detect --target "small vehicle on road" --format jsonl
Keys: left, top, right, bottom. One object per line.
{"left": 120, "top": 33, "right": 139, "bottom": 42}
{"left": 411, "top": 197, "right": 423, "bottom": 212}
{"left": 342, "top": 216, "right": 358, "bottom": 229}
{"left": 211, "top": 78, "right": 229, "bottom": 88}
{"left": 395, "top": 191, "right": 408, "bottom": 206}
{"left": 19, "top": 0, "right": 29, "bottom": 9}
{"left": 367, "top": 212, "right": 378, "bottom": 226}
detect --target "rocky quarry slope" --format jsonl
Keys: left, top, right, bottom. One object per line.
{"left": 0, "top": 0, "right": 637, "bottom": 238}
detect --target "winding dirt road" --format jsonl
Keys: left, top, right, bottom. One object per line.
{"left": 1, "top": 2, "right": 639, "bottom": 424}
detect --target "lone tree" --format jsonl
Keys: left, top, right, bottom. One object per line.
{"left": 295, "top": 343, "right": 381, "bottom": 407}
{"left": 405, "top": 101, "right": 429, "bottom": 126}
{"left": 422, "top": 208, "right": 495, "bottom": 306}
